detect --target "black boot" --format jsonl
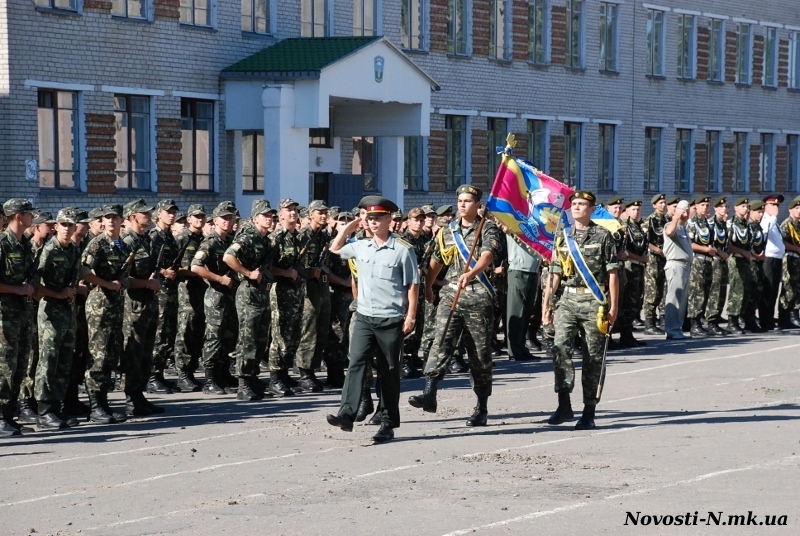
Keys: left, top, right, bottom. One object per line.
{"left": 727, "top": 316, "right": 746, "bottom": 335}
{"left": 62, "top": 390, "right": 90, "bottom": 416}
{"left": 297, "top": 369, "right": 324, "bottom": 393}
{"left": 408, "top": 376, "right": 439, "bottom": 413}
{"left": 176, "top": 370, "right": 201, "bottom": 392}
{"left": 36, "top": 401, "right": 67, "bottom": 430}
{"left": 708, "top": 321, "right": 729, "bottom": 336}
{"left": 0, "top": 405, "right": 21, "bottom": 437}
{"left": 146, "top": 374, "right": 173, "bottom": 394}
{"left": 237, "top": 377, "right": 260, "bottom": 401}
{"left": 89, "top": 392, "right": 123, "bottom": 424}
{"left": 267, "top": 371, "right": 294, "bottom": 397}
{"left": 17, "top": 397, "right": 38, "bottom": 424}
{"left": 690, "top": 318, "right": 708, "bottom": 338}
{"left": 125, "top": 393, "right": 153, "bottom": 417}
{"left": 742, "top": 315, "right": 763, "bottom": 333}
{"left": 137, "top": 392, "right": 165, "bottom": 414}
{"left": 55, "top": 402, "right": 80, "bottom": 427}
{"left": 250, "top": 375, "right": 268, "bottom": 396}
{"left": 791, "top": 310, "right": 800, "bottom": 328}
{"left": 326, "top": 410, "right": 354, "bottom": 431}
{"left": 355, "top": 385, "right": 374, "bottom": 422}
{"left": 451, "top": 351, "right": 469, "bottom": 373}
{"left": 466, "top": 395, "right": 488, "bottom": 427}
{"left": 575, "top": 404, "right": 596, "bottom": 430}
{"left": 202, "top": 367, "right": 225, "bottom": 395}
{"left": 620, "top": 328, "right": 646, "bottom": 348}
{"left": 642, "top": 320, "right": 665, "bottom": 336}
{"left": 401, "top": 356, "right": 423, "bottom": 379}
{"left": 548, "top": 389, "right": 574, "bottom": 425}
{"left": 217, "top": 363, "right": 239, "bottom": 394}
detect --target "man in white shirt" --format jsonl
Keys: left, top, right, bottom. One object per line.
{"left": 760, "top": 194, "right": 784, "bottom": 330}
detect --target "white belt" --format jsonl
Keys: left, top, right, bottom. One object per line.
{"left": 787, "top": 252, "right": 800, "bottom": 258}
{"left": 626, "top": 259, "right": 645, "bottom": 267}
{"left": 563, "top": 286, "right": 606, "bottom": 294}
{"left": 694, "top": 255, "right": 711, "bottom": 262}
{"left": 733, "top": 253, "right": 746, "bottom": 258}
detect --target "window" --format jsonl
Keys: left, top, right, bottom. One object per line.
{"left": 353, "top": 137, "right": 377, "bottom": 191}
{"left": 643, "top": 127, "right": 662, "bottom": 191}
{"left": 708, "top": 18, "right": 724, "bottom": 82}
{"left": 487, "top": 118, "right": 508, "bottom": 180}
{"left": 733, "top": 132, "right": 748, "bottom": 192}
{"left": 788, "top": 135, "right": 800, "bottom": 191}
{"left": 599, "top": 2, "right": 617, "bottom": 72}
{"left": 706, "top": 131, "right": 722, "bottom": 192}
{"left": 445, "top": 115, "right": 467, "bottom": 190}
{"left": 736, "top": 23, "right": 752, "bottom": 84}
{"left": 309, "top": 127, "right": 332, "bottom": 148}
{"left": 34, "top": 0, "right": 77, "bottom": 10}
{"left": 302, "top": 0, "right": 327, "bottom": 37}
{"left": 676, "top": 14, "right": 695, "bottom": 79}
{"left": 181, "top": 99, "right": 214, "bottom": 191}
{"left": 566, "top": 0, "right": 583, "bottom": 68}
{"left": 490, "top": 0, "right": 509, "bottom": 59}
{"left": 112, "top": 0, "right": 146, "bottom": 18}
{"left": 763, "top": 27, "right": 778, "bottom": 87}
{"left": 447, "top": 0, "right": 468, "bottom": 55}
{"left": 646, "top": 9, "right": 664, "bottom": 76}
{"left": 242, "top": 0, "right": 269, "bottom": 33}
{"left": 564, "top": 122, "right": 582, "bottom": 187}
{"left": 401, "top": 0, "right": 425, "bottom": 50}
{"left": 37, "top": 89, "right": 79, "bottom": 190}
{"left": 527, "top": 119, "right": 547, "bottom": 172}
{"left": 675, "top": 129, "right": 692, "bottom": 192}
{"left": 404, "top": 136, "right": 424, "bottom": 191}
{"left": 242, "top": 131, "right": 264, "bottom": 193}
{"left": 789, "top": 32, "right": 800, "bottom": 89}
{"left": 114, "top": 95, "right": 151, "bottom": 190}
{"left": 529, "top": 0, "right": 547, "bottom": 64}
{"left": 597, "top": 124, "right": 615, "bottom": 191}
{"left": 759, "top": 134, "right": 775, "bottom": 192}
{"left": 353, "top": 0, "right": 376, "bottom": 36}
{"left": 180, "top": 0, "right": 210, "bottom": 26}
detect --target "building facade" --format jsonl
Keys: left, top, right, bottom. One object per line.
{"left": 1, "top": 0, "right": 799, "bottom": 214}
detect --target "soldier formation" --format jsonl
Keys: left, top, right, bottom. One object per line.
{"left": 0, "top": 187, "right": 798, "bottom": 439}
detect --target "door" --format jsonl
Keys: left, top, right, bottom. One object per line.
{"left": 327, "top": 174, "right": 364, "bottom": 211}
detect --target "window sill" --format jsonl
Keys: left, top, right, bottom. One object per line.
{"left": 761, "top": 84, "right": 778, "bottom": 91}
{"left": 446, "top": 53, "right": 471, "bottom": 60}
{"left": 489, "top": 57, "right": 513, "bottom": 66}
{"left": 35, "top": 6, "right": 80, "bottom": 17}
{"left": 179, "top": 23, "right": 216, "bottom": 33}
{"left": 111, "top": 15, "right": 151, "bottom": 24}
{"left": 734, "top": 82, "right": 752, "bottom": 88}
{"left": 645, "top": 74, "right": 666, "bottom": 80}
{"left": 241, "top": 31, "right": 276, "bottom": 41}
{"left": 39, "top": 188, "right": 85, "bottom": 196}
{"left": 706, "top": 79, "right": 725, "bottom": 86}
{"left": 242, "top": 190, "right": 265, "bottom": 195}
{"left": 402, "top": 48, "right": 430, "bottom": 56}
{"left": 787, "top": 87, "right": 800, "bottom": 93}
{"left": 677, "top": 76, "right": 696, "bottom": 82}
{"left": 565, "top": 66, "right": 586, "bottom": 73}
{"left": 528, "top": 61, "right": 549, "bottom": 69}
{"left": 599, "top": 69, "right": 619, "bottom": 76}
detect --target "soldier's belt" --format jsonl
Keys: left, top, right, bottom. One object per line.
{"left": 625, "top": 259, "right": 646, "bottom": 267}
{"left": 787, "top": 252, "right": 800, "bottom": 258}
{"left": 563, "top": 285, "right": 607, "bottom": 294}
{"left": 733, "top": 253, "right": 747, "bottom": 259}
{"left": 694, "top": 254, "right": 712, "bottom": 262}
{"left": 448, "top": 281, "right": 483, "bottom": 292}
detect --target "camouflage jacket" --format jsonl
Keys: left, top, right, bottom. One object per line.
{"left": 269, "top": 226, "right": 302, "bottom": 274}
{"left": 122, "top": 229, "right": 157, "bottom": 301}
{"left": 728, "top": 215, "right": 752, "bottom": 252}
{"left": 225, "top": 225, "right": 274, "bottom": 282}
{"left": 431, "top": 216, "right": 502, "bottom": 286}
{"left": 0, "top": 229, "right": 35, "bottom": 288}
{"left": 625, "top": 218, "right": 648, "bottom": 256}
{"left": 402, "top": 231, "right": 432, "bottom": 271}
{"left": 34, "top": 235, "right": 81, "bottom": 294}
{"left": 81, "top": 233, "right": 131, "bottom": 284}
{"left": 149, "top": 225, "right": 179, "bottom": 288}
{"left": 688, "top": 214, "right": 713, "bottom": 247}
{"left": 191, "top": 231, "right": 234, "bottom": 292}
{"left": 175, "top": 229, "right": 205, "bottom": 289}
{"left": 297, "top": 224, "right": 329, "bottom": 272}
{"left": 749, "top": 219, "right": 766, "bottom": 255}
{"left": 552, "top": 222, "right": 619, "bottom": 288}
{"left": 642, "top": 211, "right": 667, "bottom": 248}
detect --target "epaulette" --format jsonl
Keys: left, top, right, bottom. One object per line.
{"left": 393, "top": 234, "right": 412, "bottom": 249}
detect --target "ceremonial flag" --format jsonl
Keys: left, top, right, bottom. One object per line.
{"left": 590, "top": 204, "right": 624, "bottom": 234}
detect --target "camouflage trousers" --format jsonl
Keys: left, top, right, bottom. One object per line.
{"left": 328, "top": 289, "right": 354, "bottom": 368}
{"left": 420, "top": 286, "right": 443, "bottom": 357}
{"left": 552, "top": 293, "right": 606, "bottom": 407}
{"left": 0, "top": 297, "right": 32, "bottom": 406}
{"left": 174, "top": 280, "right": 206, "bottom": 372}
{"left": 201, "top": 287, "right": 238, "bottom": 371}
{"left": 151, "top": 283, "right": 178, "bottom": 374}
{"left": 643, "top": 254, "right": 666, "bottom": 323}
{"left": 34, "top": 297, "right": 76, "bottom": 403}
{"left": 123, "top": 293, "right": 159, "bottom": 394}
{"left": 402, "top": 286, "right": 426, "bottom": 359}
{"left": 727, "top": 256, "right": 754, "bottom": 317}
{"left": 296, "top": 279, "right": 331, "bottom": 371}
{"left": 20, "top": 300, "right": 39, "bottom": 400}
{"left": 620, "top": 262, "right": 645, "bottom": 330}
{"left": 69, "top": 294, "right": 90, "bottom": 395}
{"left": 747, "top": 260, "right": 767, "bottom": 321}
{"left": 268, "top": 281, "right": 304, "bottom": 372}
{"left": 687, "top": 256, "right": 713, "bottom": 320}
{"left": 85, "top": 288, "right": 125, "bottom": 394}
{"left": 233, "top": 281, "right": 270, "bottom": 378}
{"left": 491, "top": 273, "right": 507, "bottom": 341}
{"left": 779, "top": 255, "right": 800, "bottom": 312}
{"left": 705, "top": 257, "right": 728, "bottom": 323}
{"left": 424, "top": 284, "right": 494, "bottom": 397}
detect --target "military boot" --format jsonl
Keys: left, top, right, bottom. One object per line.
{"left": 237, "top": 378, "right": 260, "bottom": 401}
{"left": 267, "top": 371, "right": 294, "bottom": 397}
{"left": 742, "top": 315, "right": 764, "bottom": 333}
{"left": 89, "top": 392, "right": 117, "bottom": 424}
{"left": 408, "top": 376, "right": 439, "bottom": 413}
{"left": 250, "top": 375, "right": 268, "bottom": 396}
{"left": 297, "top": 369, "right": 324, "bottom": 393}
{"left": 620, "top": 328, "right": 646, "bottom": 348}
{"left": 186, "top": 370, "right": 203, "bottom": 389}
{"left": 689, "top": 318, "right": 708, "bottom": 338}
{"left": 202, "top": 368, "right": 225, "bottom": 395}
{"left": 125, "top": 394, "right": 153, "bottom": 417}
{"left": 790, "top": 310, "right": 800, "bottom": 328}
{"left": 324, "top": 365, "right": 345, "bottom": 389}
{"left": 0, "top": 405, "right": 21, "bottom": 437}
{"left": 216, "top": 363, "right": 239, "bottom": 394}
{"left": 146, "top": 374, "right": 173, "bottom": 394}
{"left": 36, "top": 402, "right": 67, "bottom": 430}
{"left": 176, "top": 370, "right": 201, "bottom": 393}
{"left": 137, "top": 392, "right": 165, "bottom": 414}
{"left": 548, "top": 389, "right": 574, "bottom": 425}
{"left": 727, "top": 316, "right": 746, "bottom": 335}
{"left": 466, "top": 395, "right": 488, "bottom": 427}
{"left": 575, "top": 404, "right": 597, "bottom": 430}
{"left": 355, "top": 385, "right": 374, "bottom": 422}
{"left": 57, "top": 402, "right": 80, "bottom": 427}
{"left": 642, "top": 320, "right": 665, "bottom": 336}
{"left": 401, "top": 356, "right": 423, "bottom": 379}
{"left": 17, "top": 397, "right": 38, "bottom": 424}
{"left": 707, "top": 322, "right": 728, "bottom": 336}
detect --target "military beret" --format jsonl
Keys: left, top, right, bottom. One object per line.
{"left": 456, "top": 184, "right": 482, "bottom": 200}
{"left": 421, "top": 204, "right": 436, "bottom": 215}
{"left": 308, "top": 200, "right": 329, "bottom": 213}
{"left": 187, "top": 204, "right": 207, "bottom": 217}
{"left": 251, "top": 198, "right": 275, "bottom": 217}
{"left": 100, "top": 204, "right": 123, "bottom": 218}
{"left": 666, "top": 196, "right": 681, "bottom": 205}
{"left": 175, "top": 212, "right": 187, "bottom": 222}
{"left": 689, "top": 200, "right": 696, "bottom": 207}
{"left": 625, "top": 200, "right": 643, "bottom": 208}
{"left": 605, "top": 197, "right": 623, "bottom": 206}
{"left": 73, "top": 209, "right": 91, "bottom": 224}
{"left": 790, "top": 195, "right": 800, "bottom": 209}
{"left": 713, "top": 196, "right": 727, "bottom": 207}
{"left": 123, "top": 198, "right": 155, "bottom": 218}
{"left": 359, "top": 195, "right": 398, "bottom": 215}
{"left": 156, "top": 199, "right": 179, "bottom": 212}
{"left": 436, "top": 204, "right": 454, "bottom": 216}
{"left": 734, "top": 197, "right": 749, "bottom": 207}
{"left": 762, "top": 194, "right": 785, "bottom": 204}
{"left": 278, "top": 198, "right": 299, "bottom": 209}
{"left": 212, "top": 201, "right": 237, "bottom": 218}
{"left": 695, "top": 195, "right": 711, "bottom": 205}
{"left": 3, "top": 198, "right": 37, "bottom": 216}
{"left": 749, "top": 200, "right": 765, "bottom": 212}
{"left": 55, "top": 208, "right": 78, "bottom": 225}
{"left": 407, "top": 207, "right": 426, "bottom": 219}
{"left": 651, "top": 193, "right": 666, "bottom": 205}
{"left": 32, "top": 211, "right": 56, "bottom": 225}
{"left": 571, "top": 191, "right": 598, "bottom": 204}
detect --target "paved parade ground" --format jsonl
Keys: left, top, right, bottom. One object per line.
{"left": 2, "top": 332, "right": 799, "bottom": 536}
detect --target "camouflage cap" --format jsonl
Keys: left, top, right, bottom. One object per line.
{"left": 32, "top": 211, "right": 56, "bottom": 225}
{"left": 308, "top": 199, "right": 329, "bottom": 213}
{"left": 749, "top": 200, "right": 765, "bottom": 212}
{"left": 175, "top": 212, "right": 187, "bottom": 222}
{"left": 156, "top": 199, "right": 179, "bottom": 212}
{"left": 73, "top": 209, "right": 91, "bottom": 224}
{"left": 436, "top": 204, "right": 453, "bottom": 216}
{"left": 298, "top": 206, "right": 308, "bottom": 218}
{"left": 456, "top": 184, "right": 482, "bottom": 200}
{"left": 123, "top": 198, "right": 155, "bottom": 218}
{"left": 56, "top": 207, "right": 79, "bottom": 225}
{"left": 328, "top": 206, "right": 340, "bottom": 219}
{"left": 651, "top": 193, "right": 666, "bottom": 205}
{"left": 3, "top": 198, "right": 37, "bottom": 216}
{"left": 421, "top": 204, "right": 436, "bottom": 215}
{"left": 87, "top": 207, "right": 104, "bottom": 220}
{"left": 187, "top": 204, "right": 207, "bottom": 217}
{"left": 278, "top": 198, "right": 299, "bottom": 209}
{"left": 251, "top": 198, "right": 275, "bottom": 216}
{"left": 100, "top": 204, "right": 124, "bottom": 218}
{"left": 695, "top": 195, "right": 711, "bottom": 205}
{"left": 336, "top": 211, "right": 355, "bottom": 221}
{"left": 212, "top": 201, "right": 237, "bottom": 218}
{"left": 408, "top": 207, "right": 426, "bottom": 219}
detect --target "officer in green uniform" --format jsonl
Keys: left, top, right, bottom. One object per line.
{"left": 687, "top": 196, "right": 716, "bottom": 338}
{"left": 641, "top": 194, "right": 668, "bottom": 335}
{"left": 408, "top": 185, "right": 502, "bottom": 427}
{"left": 705, "top": 197, "right": 730, "bottom": 335}
{"left": 543, "top": 190, "right": 619, "bottom": 430}
{"left": 619, "top": 200, "right": 648, "bottom": 348}
{"left": 726, "top": 197, "right": 754, "bottom": 334}
{"left": 326, "top": 196, "right": 419, "bottom": 442}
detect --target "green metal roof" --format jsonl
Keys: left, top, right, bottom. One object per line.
{"left": 223, "top": 37, "right": 381, "bottom": 77}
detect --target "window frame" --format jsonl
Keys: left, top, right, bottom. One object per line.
{"left": 763, "top": 27, "right": 778, "bottom": 87}
{"left": 732, "top": 131, "right": 749, "bottom": 192}
{"left": 528, "top": 0, "right": 549, "bottom": 64}
{"left": 788, "top": 134, "right": 800, "bottom": 192}
{"left": 705, "top": 130, "right": 722, "bottom": 193}
{"left": 401, "top": 0, "right": 427, "bottom": 50}
{"left": 404, "top": 136, "right": 425, "bottom": 191}
{"left": 674, "top": 128, "right": 693, "bottom": 193}
{"left": 353, "top": 0, "right": 380, "bottom": 37}
{"left": 37, "top": 88, "right": 82, "bottom": 191}
{"left": 34, "top": 0, "right": 79, "bottom": 11}
{"left": 447, "top": 0, "right": 469, "bottom": 56}
{"left": 301, "top": 0, "right": 330, "bottom": 37}
{"left": 759, "top": 133, "right": 775, "bottom": 192}
{"left": 487, "top": 117, "right": 508, "bottom": 181}
{"left": 563, "top": 121, "right": 583, "bottom": 187}
{"left": 445, "top": 115, "right": 468, "bottom": 190}
{"left": 489, "top": 0, "right": 511, "bottom": 60}
{"left": 735, "top": 23, "right": 752, "bottom": 85}
{"left": 113, "top": 94, "right": 152, "bottom": 191}
{"left": 353, "top": 136, "right": 378, "bottom": 191}
{"left": 526, "top": 119, "right": 548, "bottom": 173}
{"left": 180, "top": 0, "right": 213, "bottom": 27}
{"left": 242, "top": 0, "right": 272, "bottom": 35}
{"left": 597, "top": 123, "right": 616, "bottom": 191}
{"left": 181, "top": 98, "right": 215, "bottom": 192}
{"left": 676, "top": 13, "right": 696, "bottom": 80}
{"left": 789, "top": 32, "right": 800, "bottom": 89}
{"left": 708, "top": 18, "right": 725, "bottom": 82}
{"left": 566, "top": 0, "right": 584, "bottom": 69}
{"left": 599, "top": 2, "right": 618, "bottom": 72}
{"left": 241, "top": 130, "right": 265, "bottom": 194}
{"left": 111, "top": 0, "right": 147, "bottom": 19}
{"left": 643, "top": 126, "right": 662, "bottom": 192}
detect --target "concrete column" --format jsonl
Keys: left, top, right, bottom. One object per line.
{"left": 379, "top": 136, "right": 405, "bottom": 210}
{"left": 262, "top": 83, "right": 310, "bottom": 205}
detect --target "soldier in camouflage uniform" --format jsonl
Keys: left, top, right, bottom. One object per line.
{"left": 32, "top": 208, "right": 82, "bottom": 429}
{"left": 747, "top": 201, "right": 769, "bottom": 329}
{"left": 80, "top": 204, "right": 129, "bottom": 424}
{"left": 326, "top": 212, "right": 356, "bottom": 388}
{"left": 408, "top": 185, "right": 502, "bottom": 427}
{"left": 120, "top": 199, "right": 165, "bottom": 417}
{"left": 191, "top": 201, "right": 239, "bottom": 395}
{"left": 705, "top": 197, "right": 731, "bottom": 336}
{"left": 222, "top": 199, "right": 276, "bottom": 401}
{"left": 778, "top": 195, "right": 800, "bottom": 328}
{"left": 295, "top": 200, "right": 332, "bottom": 392}
{"left": 619, "top": 200, "right": 648, "bottom": 348}
{"left": 267, "top": 199, "right": 305, "bottom": 397}
{"left": 148, "top": 199, "right": 181, "bottom": 393}
{"left": 400, "top": 207, "right": 430, "bottom": 378}
{"left": 543, "top": 191, "right": 619, "bottom": 430}
{"left": 726, "top": 197, "right": 754, "bottom": 334}
{"left": 0, "top": 199, "right": 37, "bottom": 437}
{"left": 173, "top": 204, "right": 207, "bottom": 392}
{"left": 686, "top": 196, "right": 716, "bottom": 338}
{"left": 641, "top": 194, "right": 668, "bottom": 335}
